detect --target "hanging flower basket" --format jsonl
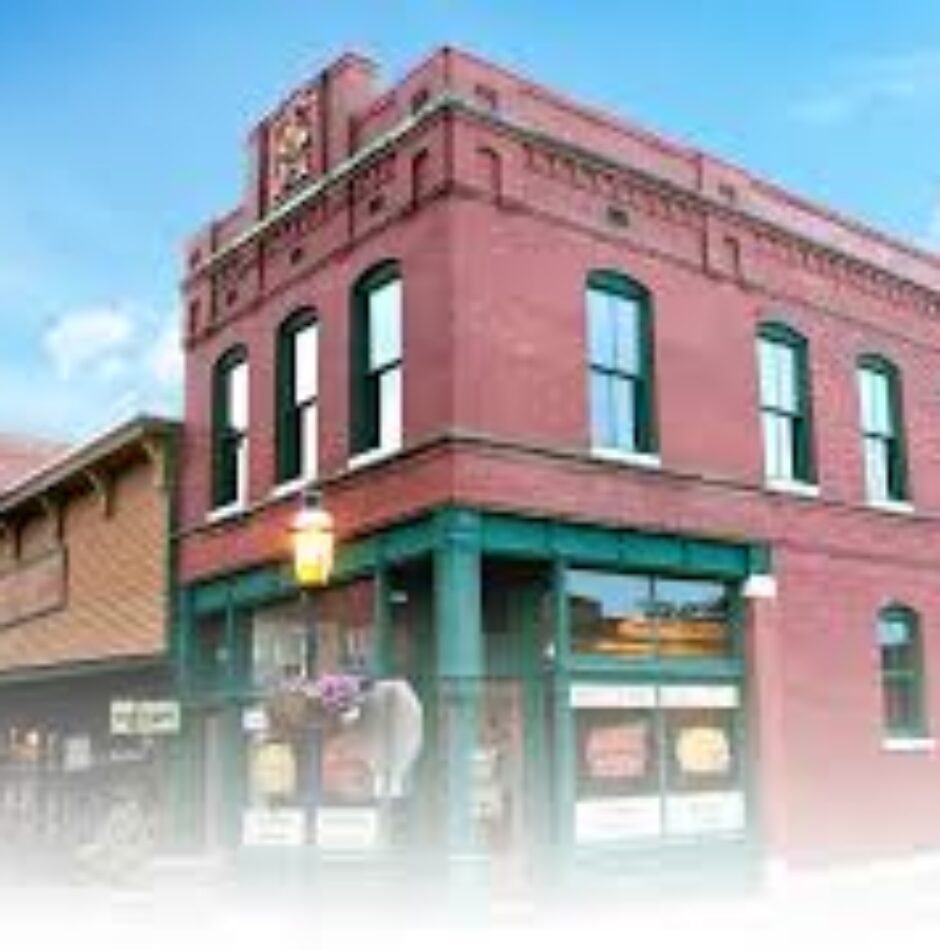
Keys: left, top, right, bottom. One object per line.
{"left": 265, "top": 672, "right": 371, "bottom": 736}
{"left": 316, "top": 672, "right": 370, "bottom": 719}
{"left": 265, "top": 676, "right": 317, "bottom": 737}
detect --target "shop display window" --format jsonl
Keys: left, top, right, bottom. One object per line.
{"left": 568, "top": 570, "right": 732, "bottom": 661}
{"left": 244, "top": 579, "right": 419, "bottom": 851}
{"left": 572, "top": 683, "right": 744, "bottom": 845}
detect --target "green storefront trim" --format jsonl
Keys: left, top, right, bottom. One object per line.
{"left": 173, "top": 504, "right": 770, "bottom": 885}
{"left": 183, "top": 505, "right": 770, "bottom": 621}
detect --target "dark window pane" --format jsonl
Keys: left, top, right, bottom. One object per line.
{"left": 883, "top": 678, "right": 920, "bottom": 736}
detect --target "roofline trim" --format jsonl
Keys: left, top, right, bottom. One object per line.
{"left": 190, "top": 91, "right": 940, "bottom": 303}
{"left": 0, "top": 413, "right": 179, "bottom": 515}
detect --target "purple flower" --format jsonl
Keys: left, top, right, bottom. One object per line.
{"left": 315, "top": 673, "right": 367, "bottom": 714}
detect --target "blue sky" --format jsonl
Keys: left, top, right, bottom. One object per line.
{"left": 2, "top": 1, "right": 940, "bottom": 441}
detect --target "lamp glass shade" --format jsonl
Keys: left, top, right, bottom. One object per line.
{"left": 292, "top": 506, "right": 335, "bottom": 587}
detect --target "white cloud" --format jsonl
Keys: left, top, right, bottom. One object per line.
{"left": 791, "top": 48, "right": 940, "bottom": 127}
{"left": 5, "top": 301, "right": 184, "bottom": 439}
{"left": 147, "top": 323, "right": 183, "bottom": 389}
{"left": 43, "top": 306, "right": 135, "bottom": 381}
{"left": 41, "top": 302, "right": 182, "bottom": 392}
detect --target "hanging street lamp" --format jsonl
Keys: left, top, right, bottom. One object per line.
{"left": 290, "top": 491, "right": 335, "bottom": 589}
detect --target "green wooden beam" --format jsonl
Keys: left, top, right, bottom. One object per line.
{"left": 184, "top": 505, "right": 769, "bottom": 618}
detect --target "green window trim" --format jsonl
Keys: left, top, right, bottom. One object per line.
{"left": 350, "top": 260, "right": 403, "bottom": 457}
{"left": 878, "top": 604, "right": 927, "bottom": 740}
{"left": 857, "top": 354, "right": 908, "bottom": 503}
{"left": 757, "top": 320, "right": 815, "bottom": 484}
{"left": 211, "top": 345, "right": 248, "bottom": 509}
{"left": 275, "top": 309, "right": 318, "bottom": 484}
{"left": 586, "top": 270, "right": 657, "bottom": 455}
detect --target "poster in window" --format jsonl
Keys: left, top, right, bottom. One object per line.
{"left": 576, "top": 709, "right": 656, "bottom": 799}
{"left": 320, "top": 730, "right": 375, "bottom": 803}
{"left": 666, "top": 707, "right": 738, "bottom": 796}
{"left": 585, "top": 721, "right": 648, "bottom": 782}
{"left": 675, "top": 726, "right": 731, "bottom": 777}
{"left": 251, "top": 740, "right": 298, "bottom": 801}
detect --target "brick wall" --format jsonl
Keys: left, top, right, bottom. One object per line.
{"left": 177, "top": 48, "right": 940, "bottom": 867}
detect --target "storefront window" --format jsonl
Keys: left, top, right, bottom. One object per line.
{"left": 244, "top": 579, "right": 414, "bottom": 852}
{"left": 194, "top": 614, "right": 228, "bottom": 690}
{"left": 568, "top": 570, "right": 732, "bottom": 660}
{"left": 387, "top": 559, "right": 433, "bottom": 677}
{"left": 251, "top": 603, "right": 308, "bottom": 688}
{"left": 572, "top": 682, "right": 744, "bottom": 845}
{"left": 250, "top": 581, "right": 377, "bottom": 691}
{"left": 576, "top": 706, "right": 658, "bottom": 801}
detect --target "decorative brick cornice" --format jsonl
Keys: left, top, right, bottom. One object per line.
{"left": 188, "top": 90, "right": 940, "bottom": 330}
{"left": 506, "top": 113, "right": 940, "bottom": 317}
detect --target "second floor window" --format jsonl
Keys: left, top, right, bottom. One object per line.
{"left": 878, "top": 606, "right": 926, "bottom": 740}
{"left": 757, "top": 323, "right": 814, "bottom": 484}
{"left": 212, "top": 347, "right": 248, "bottom": 509}
{"left": 586, "top": 271, "right": 655, "bottom": 455}
{"left": 858, "top": 356, "right": 907, "bottom": 503}
{"left": 276, "top": 312, "right": 319, "bottom": 484}
{"left": 351, "top": 263, "right": 403, "bottom": 458}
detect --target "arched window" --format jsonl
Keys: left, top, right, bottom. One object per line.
{"left": 275, "top": 310, "right": 319, "bottom": 484}
{"left": 756, "top": 321, "right": 815, "bottom": 484}
{"left": 878, "top": 605, "right": 926, "bottom": 739}
{"left": 857, "top": 355, "right": 907, "bottom": 503}
{"left": 350, "top": 262, "right": 403, "bottom": 458}
{"left": 211, "top": 346, "right": 248, "bottom": 509}
{"left": 586, "top": 270, "right": 656, "bottom": 455}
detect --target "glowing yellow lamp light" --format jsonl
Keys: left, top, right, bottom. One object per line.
{"left": 291, "top": 501, "right": 335, "bottom": 587}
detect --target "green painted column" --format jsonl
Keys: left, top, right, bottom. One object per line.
{"left": 221, "top": 599, "right": 248, "bottom": 850}
{"left": 166, "top": 588, "right": 201, "bottom": 851}
{"left": 550, "top": 557, "right": 576, "bottom": 892}
{"left": 433, "top": 509, "right": 484, "bottom": 895}
{"left": 372, "top": 564, "right": 393, "bottom": 677}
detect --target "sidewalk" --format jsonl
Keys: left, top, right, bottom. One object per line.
{"left": 4, "top": 853, "right": 940, "bottom": 947}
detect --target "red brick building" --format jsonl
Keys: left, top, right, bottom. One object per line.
{"left": 176, "top": 47, "right": 940, "bottom": 889}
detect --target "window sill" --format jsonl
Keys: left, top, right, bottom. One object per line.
{"left": 271, "top": 477, "right": 314, "bottom": 500}
{"left": 206, "top": 502, "right": 247, "bottom": 525}
{"left": 765, "top": 478, "right": 820, "bottom": 499}
{"left": 590, "top": 447, "right": 662, "bottom": 470}
{"left": 882, "top": 736, "right": 935, "bottom": 753}
{"left": 347, "top": 445, "right": 400, "bottom": 472}
{"left": 866, "top": 498, "right": 915, "bottom": 516}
